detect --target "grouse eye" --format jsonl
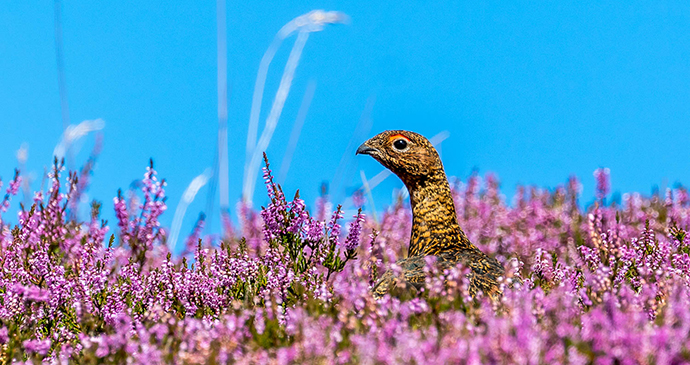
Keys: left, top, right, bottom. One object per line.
{"left": 393, "top": 139, "right": 408, "bottom": 151}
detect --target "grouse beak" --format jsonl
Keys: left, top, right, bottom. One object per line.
{"left": 356, "top": 143, "right": 379, "bottom": 156}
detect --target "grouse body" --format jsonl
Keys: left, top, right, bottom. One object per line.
{"left": 356, "top": 130, "right": 504, "bottom": 298}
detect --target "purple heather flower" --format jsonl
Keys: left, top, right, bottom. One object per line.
{"left": 351, "top": 190, "right": 365, "bottom": 209}
{"left": 594, "top": 167, "right": 611, "bottom": 201}
{"left": 327, "top": 206, "right": 344, "bottom": 244}
{"left": 23, "top": 338, "right": 52, "bottom": 356}
{"left": 343, "top": 209, "right": 365, "bottom": 251}
{"left": 0, "top": 170, "right": 22, "bottom": 213}
{"left": 7, "top": 175, "right": 21, "bottom": 196}
{"left": 315, "top": 195, "right": 332, "bottom": 222}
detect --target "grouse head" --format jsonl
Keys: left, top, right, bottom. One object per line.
{"left": 356, "top": 130, "right": 445, "bottom": 187}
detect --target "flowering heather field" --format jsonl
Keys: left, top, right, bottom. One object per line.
{"left": 2, "top": 157, "right": 690, "bottom": 364}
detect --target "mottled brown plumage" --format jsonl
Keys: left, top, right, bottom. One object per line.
{"left": 356, "top": 130, "right": 504, "bottom": 299}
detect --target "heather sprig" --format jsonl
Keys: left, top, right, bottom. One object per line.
{"left": 113, "top": 159, "right": 168, "bottom": 266}
{"left": 0, "top": 169, "right": 22, "bottom": 215}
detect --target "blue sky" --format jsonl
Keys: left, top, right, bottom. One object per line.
{"left": 1, "top": 1, "right": 690, "bottom": 237}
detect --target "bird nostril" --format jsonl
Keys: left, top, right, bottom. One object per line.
{"left": 356, "top": 144, "right": 378, "bottom": 156}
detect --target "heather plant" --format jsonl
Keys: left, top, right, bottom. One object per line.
{"left": 2, "top": 154, "right": 690, "bottom": 364}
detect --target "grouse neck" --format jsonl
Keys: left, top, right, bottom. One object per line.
{"left": 406, "top": 173, "right": 474, "bottom": 256}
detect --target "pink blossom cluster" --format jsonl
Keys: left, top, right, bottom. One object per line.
{"left": 1, "top": 158, "right": 690, "bottom": 364}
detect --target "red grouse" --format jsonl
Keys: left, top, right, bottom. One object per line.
{"left": 356, "top": 130, "right": 504, "bottom": 298}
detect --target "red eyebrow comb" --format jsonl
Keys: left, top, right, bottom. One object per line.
{"left": 388, "top": 133, "right": 410, "bottom": 142}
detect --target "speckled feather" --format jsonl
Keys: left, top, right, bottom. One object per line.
{"left": 356, "top": 130, "right": 504, "bottom": 299}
